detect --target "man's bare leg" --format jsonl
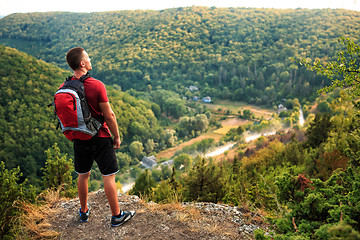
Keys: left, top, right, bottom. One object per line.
{"left": 78, "top": 172, "right": 90, "bottom": 212}
{"left": 103, "top": 174, "right": 121, "bottom": 216}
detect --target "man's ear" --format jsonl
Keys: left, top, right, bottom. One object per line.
{"left": 80, "top": 60, "right": 85, "bottom": 67}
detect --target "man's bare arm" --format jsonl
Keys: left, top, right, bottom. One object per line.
{"left": 99, "top": 102, "right": 121, "bottom": 149}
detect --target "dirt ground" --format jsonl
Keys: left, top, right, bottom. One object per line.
{"left": 48, "top": 190, "right": 270, "bottom": 240}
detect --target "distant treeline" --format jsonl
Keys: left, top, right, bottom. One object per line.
{"left": 1, "top": 7, "right": 360, "bottom": 105}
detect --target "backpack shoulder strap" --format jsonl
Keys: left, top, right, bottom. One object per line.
{"left": 65, "top": 72, "right": 91, "bottom": 83}
{"left": 65, "top": 75, "right": 73, "bottom": 82}
{"left": 79, "top": 72, "right": 91, "bottom": 82}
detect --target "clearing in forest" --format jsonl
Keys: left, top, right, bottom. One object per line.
{"left": 157, "top": 102, "right": 275, "bottom": 160}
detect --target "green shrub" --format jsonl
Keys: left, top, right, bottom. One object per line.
{"left": 0, "top": 162, "right": 28, "bottom": 239}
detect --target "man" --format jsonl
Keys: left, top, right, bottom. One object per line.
{"left": 64, "top": 47, "right": 135, "bottom": 227}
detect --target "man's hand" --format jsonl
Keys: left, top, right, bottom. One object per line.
{"left": 99, "top": 102, "right": 121, "bottom": 149}
{"left": 113, "top": 136, "right": 121, "bottom": 149}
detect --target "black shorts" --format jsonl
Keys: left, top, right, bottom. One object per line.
{"left": 73, "top": 137, "right": 119, "bottom": 176}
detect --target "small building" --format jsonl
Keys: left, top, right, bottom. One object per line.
{"left": 278, "top": 104, "right": 287, "bottom": 113}
{"left": 162, "top": 159, "right": 173, "bottom": 166}
{"left": 141, "top": 155, "right": 157, "bottom": 168}
{"left": 202, "top": 96, "right": 212, "bottom": 103}
{"left": 193, "top": 96, "right": 199, "bottom": 101}
{"left": 189, "top": 85, "right": 199, "bottom": 92}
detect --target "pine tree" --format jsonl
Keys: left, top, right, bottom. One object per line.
{"left": 129, "top": 169, "right": 157, "bottom": 199}
{"left": 185, "top": 157, "right": 226, "bottom": 202}
{"left": 306, "top": 113, "right": 332, "bottom": 148}
{"left": 185, "top": 157, "right": 207, "bottom": 201}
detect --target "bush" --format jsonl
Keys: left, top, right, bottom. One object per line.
{"left": 129, "top": 169, "right": 157, "bottom": 199}
{"left": 41, "top": 143, "right": 76, "bottom": 198}
{"left": 0, "top": 162, "right": 31, "bottom": 239}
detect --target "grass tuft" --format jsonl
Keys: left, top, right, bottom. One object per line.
{"left": 14, "top": 188, "right": 66, "bottom": 239}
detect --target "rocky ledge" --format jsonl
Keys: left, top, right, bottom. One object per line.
{"left": 49, "top": 189, "right": 271, "bottom": 239}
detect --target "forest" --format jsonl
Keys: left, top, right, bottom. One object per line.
{"left": 1, "top": 7, "right": 360, "bottom": 105}
{"left": 1, "top": 6, "right": 360, "bottom": 239}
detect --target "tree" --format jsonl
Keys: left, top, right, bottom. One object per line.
{"left": 144, "top": 139, "right": 156, "bottom": 154}
{"left": 300, "top": 37, "right": 360, "bottom": 98}
{"left": 0, "top": 162, "right": 35, "bottom": 239}
{"left": 151, "top": 169, "right": 162, "bottom": 182}
{"left": 242, "top": 109, "right": 253, "bottom": 119}
{"left": 129, "top": 169, "right": 157, "bottom": 198}
{"left": 174, "top": 153, "right": 192, "bottom": 170}
{"left": 317, "top": 101, "right": 331, "bottom": 113}
{"left": 151, "top": 103, "right": 161, "bottom": 118}
{"left": 2, "top": 10, "right": 360, "bottom": 108}
{"left": 129, "top": 166, "right": 142, "bottom": 179}
{"left": 161, "top": 165, "right": 172, "bottom": 180}
{"left": 164, "top": 129, "right": 177, "bottom": 147}
{"left": 197, "top": 138, "right": 215, "bottom": 154}
{"left": 185, "top": 158, "right": 207, "bottom": 201}
{"left": 306, "top": 113, "right": 332, "bottom": 148}
{"left": 185, "top": 157, "right": 226, "bottom": 202}
{"left": 192, "top": 114, "right": 209, "bottom": 132}
{"left": 257, "top": 37, "right": 360, "bottom": 239}
{"left": 116, "top": 152, "right": 132, "bottom": 169}
{"left": 129, "top": 141, "right": 144, "bottom": 159}
{"left": 41, "top": 143, "right": 76, "bottom": 197}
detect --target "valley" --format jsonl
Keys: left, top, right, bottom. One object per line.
{"left": 1, "top": 7, "right": 360, "bottom": 239}
{"left": 156, "top": 101, "right": 276, "bottom": 160}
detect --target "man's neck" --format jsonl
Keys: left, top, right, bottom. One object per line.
{"left": 73, "top": 69, "right": 87, "bottom": 79}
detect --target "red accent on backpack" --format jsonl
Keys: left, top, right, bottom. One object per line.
{"left": 54, "top": 92, "right": 79, "bottom": 128}
{"left": 63, "top": 131, "right": 93, "bottom": 141}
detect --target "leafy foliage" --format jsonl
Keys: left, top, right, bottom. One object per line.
{"left": 184, "top": 157, "right": 226, "bottom": 203}
{"left": 305, "top": 113, "right": 332, "bottom": 148}
{"left": 41, "top": 143, "right": 76, "bottom": 197}
{"left": 300, "top": 37, "right": 360, "bottom": 98}
{"left": 274, "top": 168, "right": 360, "bottom": 239}
{"left": 0, "top": 45, "right": 71, "bottom": 183}
{"left": 1, "top": 8, "right": 360, "bottom": 104}
{"left": 0, "top": 162, "right": 35, "bottom": 239}
{"left": 129, "top": 169, "right": 157, "bottom": 198}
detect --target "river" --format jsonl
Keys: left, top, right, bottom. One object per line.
{"left": 205, "top": 142, "right": 236, "bottom": 157}
{"left": 299, "top": 106, "right": 305, "bottom": 126}
{"left": 121, "top": 182, "right": 135, "bottom": 193}
{"left": 245, "top": 131, "right": 277, "bottom": 142}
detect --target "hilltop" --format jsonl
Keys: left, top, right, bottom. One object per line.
{"left": 46, "top": 190, "right": 269, "bottom": 239}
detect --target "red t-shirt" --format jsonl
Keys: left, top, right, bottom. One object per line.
{"left": 59, "top": 75, "right": 111, "bottom": 138}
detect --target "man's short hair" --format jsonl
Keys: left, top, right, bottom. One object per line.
{"left": 66, "top": 47, "right": 85, "bottom": 71}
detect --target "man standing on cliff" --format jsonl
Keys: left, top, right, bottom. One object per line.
{"left": 64, "top": 47, "right": 135, "bottom": 226}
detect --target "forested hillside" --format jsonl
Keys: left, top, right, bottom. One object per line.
{"left": 0, "top": 45, "right": 166, "bottom": 183}
{"left": 1, "top": 7, "right": 360, "bottom": 105}
{"left": 125, "top": 38, "right": 360, "bottom": 239}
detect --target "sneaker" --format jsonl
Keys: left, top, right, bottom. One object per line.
{"left": 111, "top": 210, "right": 136, "bottom": 227}
{"left": 79, "top": 204, "right": 90, "bottom": 222}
